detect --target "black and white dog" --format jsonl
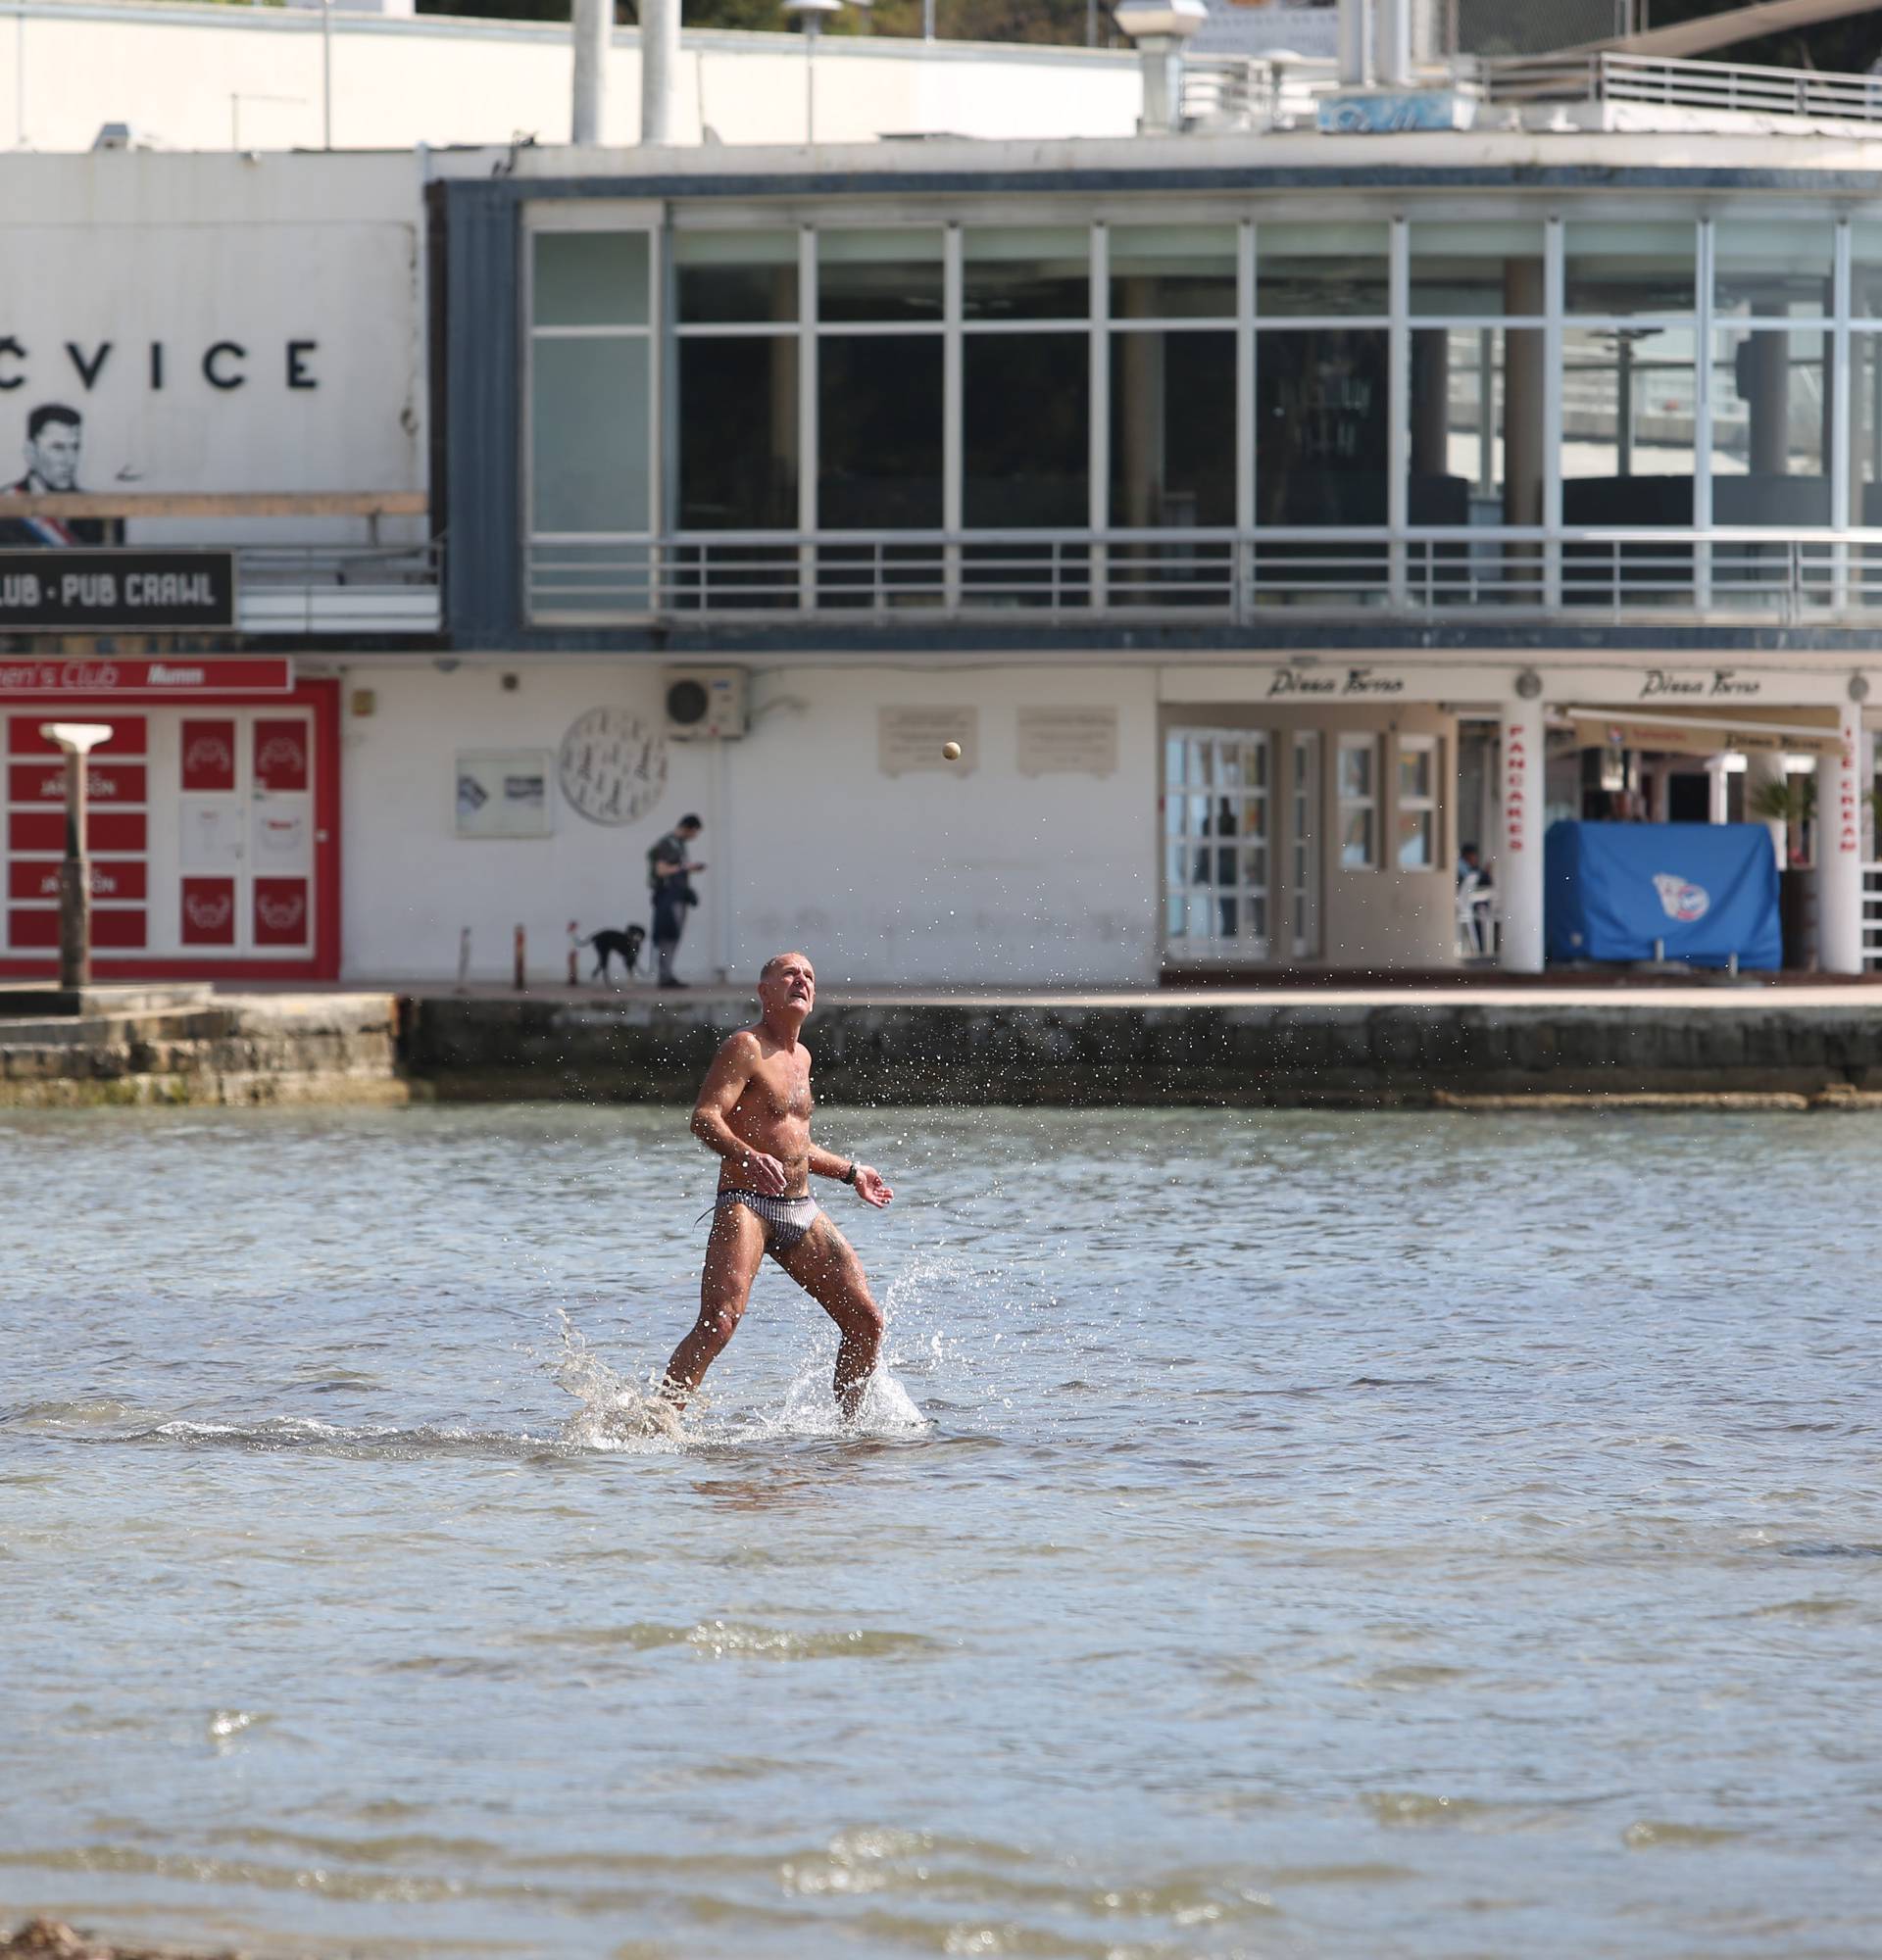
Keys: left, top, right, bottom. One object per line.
{"left": 577, "top": 921, "right": 647, "bottom": 984}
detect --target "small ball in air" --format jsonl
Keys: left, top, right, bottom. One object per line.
{"left": 942, "top": 741, "right": 963, "bottom": 761}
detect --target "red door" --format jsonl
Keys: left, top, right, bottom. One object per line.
{"left": 0, "top": 678, "right": 339, "bottom": 980}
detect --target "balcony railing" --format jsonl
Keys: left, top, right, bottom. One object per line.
{"left": 235, "top": 539, "right": 443, "bottom": 635}
{"left": 1476, "top": 51, "right": 1882, "bottom": 127}
{"left": 526, "top": 527, "right": 1882, "bottom": 626}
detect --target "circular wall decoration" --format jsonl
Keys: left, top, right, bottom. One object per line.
{"left": 557, "top": 708, "right": 668, "bottom": 826}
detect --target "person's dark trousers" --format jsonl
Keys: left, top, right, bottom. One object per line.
{"left": 652, "top": 893, "right": 686, "bottom": 985}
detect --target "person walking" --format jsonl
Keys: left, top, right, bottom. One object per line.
{"left": 661, "top": 950, "right": 892, "bottom": 1420}
{"left": 647, "top": 812, "right": 706, "bottom": 988}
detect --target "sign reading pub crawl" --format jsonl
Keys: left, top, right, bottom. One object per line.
{"left": 0, "top": 550, "right": 234, "bottom": 630}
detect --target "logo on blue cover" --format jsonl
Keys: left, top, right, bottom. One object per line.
{"left": 1652, "top": 873, "right": 1710, "bottom": 923}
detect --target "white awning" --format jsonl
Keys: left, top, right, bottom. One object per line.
{"left": 1564, "top": 705, "right": 1844, "bottom": 758}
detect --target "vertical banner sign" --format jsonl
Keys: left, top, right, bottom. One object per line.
{"left": 1505, "top": 721, "right": 1527, "bottom": 857}
{"left": 1838, "top": 721, "right": 1860, "bottom": 859}
{"left": 1501, "top": 697, "right": 1546, "bottom": 973}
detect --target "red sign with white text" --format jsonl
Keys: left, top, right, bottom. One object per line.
{"left": 9, "top": 859, "right": 146, "bottom": 902}
{"left": 0, "top": 659, "right": 291, "bottom": 699}
{"left": 180, "top": 719, "right": 237, "bottom": 794}
{"left": 253, "top": 718, "right": 309, "bottom": 793}
{"left": 8, "top": 762, "right": 146, "bottom": 806}
{"left": 9, "top": 715, "right": 146, "bottom": 757}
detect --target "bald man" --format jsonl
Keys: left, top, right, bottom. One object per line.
{"left": 661, "top": 951, "right": 893, "bottom": 1418}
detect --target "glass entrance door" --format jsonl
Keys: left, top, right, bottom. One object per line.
{"left": 1164, "top": 728, "right": 1269, "bottom": 962}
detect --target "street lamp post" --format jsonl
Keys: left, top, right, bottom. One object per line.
{"left": 39, "top": 722, "right": 113, "bottom": 991}
{"left": 783, "top": 0, "right": 841, "bottom": 144}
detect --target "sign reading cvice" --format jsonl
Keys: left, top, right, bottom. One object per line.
{"left": 0, "top": 551, "right": 234, "bottom": 630}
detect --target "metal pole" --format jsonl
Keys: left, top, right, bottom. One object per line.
{"left": 571, "top": 0, "right": 609, "bottom": 143}
{"left": 322, "top": 0, "right": 332, "bottom": 149}
{"left": 41, "top": 724, "right": 111, "bottom": 991}
{"left": 60, "top": 747, "right": 89, "bottom": 990}
{"left": 924, "top": 0, "right": 934, "bottom": 41}
{"left": 641, "top": 0, "right": 678, "bottom": 143}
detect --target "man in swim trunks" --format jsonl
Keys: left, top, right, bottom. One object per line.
{"left": 661, "top": 950, "right": 893, "bottom": 1418}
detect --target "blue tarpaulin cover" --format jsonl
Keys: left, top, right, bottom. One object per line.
{"left": 1544, "top": 821, "right": 1781, "bottom": 969}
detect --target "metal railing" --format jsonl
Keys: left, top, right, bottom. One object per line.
{"left": 526, "top": 527, "right": 1882, "bottom": 626}
{"left": 1476, "top": 52, "right": 1882, "bottom": 126}
{"left": 1181, "top": 56, "right": 1338, "bottom": 130}
{"left": 1864, "top": 864, "right": 1882, "bottom": 971}
{"left": 235, "top": 539, "right": 442, "bottom": 636}
{"left": 1181, "top": 52, "right": 1882, "bottom": 134}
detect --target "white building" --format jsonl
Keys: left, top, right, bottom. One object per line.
{"left": 3, "top": 3, "right": 1881, "bottom": 985}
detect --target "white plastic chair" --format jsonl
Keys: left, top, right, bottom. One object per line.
{"left": 1455, "top": 873, "right": 1498, "bottom": 957}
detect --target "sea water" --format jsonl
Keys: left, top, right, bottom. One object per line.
{"left": 2, "top": 1103, "right": 1880, "bottom": 1958}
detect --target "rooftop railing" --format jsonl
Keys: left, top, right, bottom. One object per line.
{"left": 526, "top": 527, "right": 1882, "bottom": 627}
{"left": 1476, "top": 50, "right": 1882, "bottom": 125}
{"left": 1180, "top": 50, "right": 1882, "bottom": 133}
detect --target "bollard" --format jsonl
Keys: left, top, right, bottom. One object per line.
{"left": 514, "top": 923, "right": 527, "bottom": 992}
{"left": 456, "top": 927, "right": 471, "bottom": 994}
{"left": 568, "top": 919, "right": 579, "bottom": 987}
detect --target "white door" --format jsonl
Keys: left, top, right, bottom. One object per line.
{"left": 1164, "top": 728, "right": 1270, "bottom": 963}
{"left": 177, "top": 710, "right": 315, "bottom": 957}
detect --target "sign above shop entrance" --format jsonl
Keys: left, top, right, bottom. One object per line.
{"left": 1265, "top": 665, "right": 1406, "bottom": 700}
{"left": 0, "top": 656, "right": 292, "bottom": 697}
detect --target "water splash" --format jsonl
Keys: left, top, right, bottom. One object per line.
{"left": 550, "top": 1308, "right": 685, "bottom": 1452}
{"left": 548, "top": 1305, "right": 929, "bottom": 1449}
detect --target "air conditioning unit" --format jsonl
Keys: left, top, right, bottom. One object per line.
{"left": 662, "top": 666, "right": 747, "bottom": 740}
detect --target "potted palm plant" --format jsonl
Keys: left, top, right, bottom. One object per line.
{"left": 1747, "top": 772, "right": 1815, "bottom": 968}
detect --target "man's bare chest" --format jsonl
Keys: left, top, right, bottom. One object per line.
{"left": 741, "top": 1055, "right": 813, "bottom": 1122}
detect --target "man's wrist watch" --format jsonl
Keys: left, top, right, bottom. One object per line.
{"left": 842, "top": 1161, "right": 859, "bottom": 1186}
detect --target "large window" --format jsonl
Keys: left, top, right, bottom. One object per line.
{"left": 817, "top": 230, "right": 944, "bottom": 532}
{"left": 522, "top": 206, "right": 1882, "bottom": 620}
{"left": 963, "top": 226, "right": 1089, "bottom": 532}
{"left": 527, "top": 226, "right": 655, "bottom": 612}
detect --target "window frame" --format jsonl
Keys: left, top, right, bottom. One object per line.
{"left": 1337, "top": 733, "right": 1379, "bottom": 872}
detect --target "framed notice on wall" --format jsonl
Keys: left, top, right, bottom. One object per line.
{"left": 456, "top": 750, "right": 555, "bottom": 839}
{"left": 878, "top": 707, "right": 978, "bottom": 776}
{"left": 1017, "top": 706, "right": 1118, "bottom": 777}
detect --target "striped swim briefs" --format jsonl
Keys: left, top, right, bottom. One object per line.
{"left": 715, "top": 1188, "right": 821, "bottom": 1258}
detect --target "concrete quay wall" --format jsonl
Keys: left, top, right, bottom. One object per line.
{"left": 0, "top": 995, "right": 404, "bottom": 1107}
{"left": 402, "top": 993, "right": 1882, "bottom": 1109}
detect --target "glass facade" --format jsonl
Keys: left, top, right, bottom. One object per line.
{"left": 521, "top": 206, "right": 1882, "bottom": 619}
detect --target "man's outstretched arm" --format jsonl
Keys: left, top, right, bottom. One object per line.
{"left": 807, "top": 1142, "right": 894, "bottom": 1209}
{"left": 690, "top": 1034, "right": 789, "bottom": 1194}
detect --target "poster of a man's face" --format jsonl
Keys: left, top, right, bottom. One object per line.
{"left": 1, "top": 402, "right": 113, "bottom": 546}
{"left": 22, "top": 403, "right": 83, "bottom": 491}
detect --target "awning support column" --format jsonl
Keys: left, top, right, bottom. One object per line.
{"left": 1498, "top": 693, "right": 1545, "bottom": 973}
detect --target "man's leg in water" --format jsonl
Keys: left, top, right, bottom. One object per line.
{"left": 663, "top": 1203, "right": 766, "bottom": 1404}
{"left": 776, "top": 1216, "right": 886, "bottom": 1418}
